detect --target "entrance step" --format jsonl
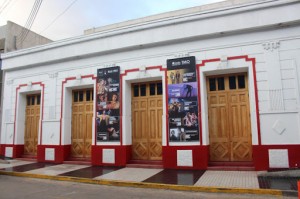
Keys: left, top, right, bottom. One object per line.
{"left": 16, "top": 158, "right": 37, "bottom": 162}
{"left": 126, "top": 160, "right": 163, "bottom": 169}
{"left": 17, "top": 155, "right": 37, "bottom": 162}
{"left": 208, "top": 161, "right": 255, "bottom": 171}
{"left": 64, "top": 158, "right": 91, "bottom": 165}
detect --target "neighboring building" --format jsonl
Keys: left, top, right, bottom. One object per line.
{"left": 0, "top": 21, "right": 52, "bottom": 53}
{"left": 0, "top": 21, "right": 52, "bottom": 147}
{"left": 0, "top": 0, "right": 300, "bottom": 170}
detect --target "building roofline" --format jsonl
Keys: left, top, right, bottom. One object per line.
{"left": 1, "top": 0, "right": 298, "bottom": 60}
{"left": 84, "top": 0, "right": 274, "bottom": 35}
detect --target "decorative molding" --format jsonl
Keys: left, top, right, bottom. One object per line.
{"left": 6, "top": 79, "right": 13, "bottom": 85}
{"left": 48, "top": 72, "right": 58, "bottom": 78}
{"left": 5, "top": 109, "right": 12, "bottom": 122}
{"left": 104, "top": 63, "right": 116, "bottom": 68}
{"left": 103, "top": 149, "right": 115, "bottom": 164}
{"left": 269, "top": 89, "right": 284, "bottom": 111}
{"left": 48, "top": 106, "right": 56, "bottom": 120}
{"left": 27, "top": 81, "right": 32, "bottom": 87}
{"left": 177, "top": 150, "right": 193, "bottom": 167}
{"left": 218, "top": 55, "right": 228, "bottom": 69}
{"left": 174, "top": 53, "right": 190, "bottom": 58}
{"left": 272, "top": 120, "right": 286, "bottom": 135}
{"left": 269, "top": 149, "right": 289, "bottom": 168}
{"left": 262, "top": 41, "right": 280, "bottom": 52}
{"left": 76, "top": 74, "right": 81, "bottom": 80}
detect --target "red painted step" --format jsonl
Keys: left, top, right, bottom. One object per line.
{"left": 208, "top": 161, "right": 255, "bottom": 171}
{"left": 126, "top": 160, "right": 163, "bottom": 169}
{"left": 64, "top": 157, "right": 91, "bottom": 165}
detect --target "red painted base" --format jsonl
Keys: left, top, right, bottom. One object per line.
{"left": 0, "top": 144, "right": 24, "bottom": 158}
{"left": 253, "top": 145, "right": 300, "bottom": 170}
{"left": 91, "top": 145, "right": 131, "bottom": 166}
{"left": 162, "top": 145, "right": 209, "bottom": 170}
{"left": 37, "top": 145, "right": 71, "bottom": 163}
{"left": 0, "top": 144, "right": 4, "bottom": 156}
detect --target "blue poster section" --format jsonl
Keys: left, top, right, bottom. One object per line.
{"left": 167, "top": 57, "right": 199, "bottom": 142}
{"left": 96, "top": 66, "right": 120, "bottom": 141}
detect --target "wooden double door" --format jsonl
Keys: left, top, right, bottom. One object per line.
{"left": 71, "top": 89, "right": 94, "bottom": 159}
{"left": 131, "top": 82, "right": 163, "bottom": 161}
{"left": 207, "top": 73, "right": 252, "bottom": 162}
{"left": 24, "top": 94, "right": 41, "bottom": 156}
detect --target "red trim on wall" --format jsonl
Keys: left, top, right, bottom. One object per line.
{"left": 59, "top": 75, "right": 96, "bottom": 146}
{"left": 13, "top": 82, "right": 45, "bottom": 147}
{"left": 196, "top": 55, "right": 261, "bottom": 146}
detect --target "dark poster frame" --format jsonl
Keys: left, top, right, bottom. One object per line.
{"left": 167, "top": 56, "right": 200, "bottom": 142}
{"left": 96, "top": 66, "right": 121, "bottom": 142}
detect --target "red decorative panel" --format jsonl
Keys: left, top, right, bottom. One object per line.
{"left": 162, "top": 145, "right": 209, "bottom": 170}
{"left": 91, "top": 145, "right": 131, "bottom": 166}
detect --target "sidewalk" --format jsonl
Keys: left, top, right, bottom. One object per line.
{"left": 0, "top": 159, "right": 299, "bottom": 197}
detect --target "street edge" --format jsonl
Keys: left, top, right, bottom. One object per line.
{"left": 0, "top": 170, "right": 283, "bottom": 196}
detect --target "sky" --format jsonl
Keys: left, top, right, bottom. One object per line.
{"left": 0, "top": 0, "right": 224, "bottom": 41}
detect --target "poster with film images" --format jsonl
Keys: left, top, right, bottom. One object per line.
{"left": 167, "top": 56, "right": 199, "bottom": 142}
{"left": 96, "top": 66, "right": 121, "bottom": 141}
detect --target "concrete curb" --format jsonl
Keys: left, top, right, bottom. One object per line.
{"left": 0, "top": 170, "right": 284, "bottom": 196}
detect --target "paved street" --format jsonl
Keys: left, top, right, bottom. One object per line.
{"left": 0, "top": 175, "right": 296, "bottom": 199}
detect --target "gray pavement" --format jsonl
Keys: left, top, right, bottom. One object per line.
{"left": 0, "top": 175, "right": 296, "bottom": 199}
{"left": 0, "top": 159, "right": 299, "bottom": 198}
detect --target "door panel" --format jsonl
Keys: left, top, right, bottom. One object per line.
{"left": 132, "top": 82, "right": 163, "bottom": 161}
{"left": 229, "top": 92, "right": 252, "bottom": 161}
{"left": 207, "top": 74, "right": 252, "bottom": 162}
{"left": 71, "top": 89, "right": 93, "bottom": 159}
{"left": 132, "top": 99, "right": 149, "bottom": 160}
{"left": 208, "top": 92, "right": 230, "bottom": 161}
{"left": 24, "top": 95, "right": 40, "bottom": 156}
{"left": 148, "top": 98, "right": 163, "bottom": 160}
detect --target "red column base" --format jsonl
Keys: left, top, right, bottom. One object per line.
{"left": 91, "top": 145, "right": 131, "bottom": 166}
{"left": 162, "top": 145, "right": 209, "bottom": 170}
{"left": 253, "top": 145, "right": 300, "bottom": 171}
{"left": 37, "top": 145, "right": 71, "bottom": 163}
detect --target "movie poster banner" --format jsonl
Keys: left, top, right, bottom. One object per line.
{"left": 167, "top": 56, "right": 199, "bottom": 142}
{"left": 96, "top": 66, "right": 120, "bottom": 141}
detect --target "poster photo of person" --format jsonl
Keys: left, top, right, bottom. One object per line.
{"left": 183, "top": 112, "right": 198, "bottom": 127}
{"left": 168, "top": 98, "right": 184, "bottom": 117}
{"left": 167, "top": 69, "right": 196, "bottom": 85}
{"left": 106, "top": 92, "right": 120, "bottom": 109}
{"left": 169, "top": 125, "right": 198, "bottom": 142}
{"left": 96, "top": 110, "right": 120, "bottom": 141}
{"left": 169, "top": 128, "right": 187, "bottom": 141}
{"left": 168, "top": 82, "right": 197, "bottom": 98}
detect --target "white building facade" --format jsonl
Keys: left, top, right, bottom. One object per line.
{"left": 1, "top": 0, "right": 300, "bottom": 170}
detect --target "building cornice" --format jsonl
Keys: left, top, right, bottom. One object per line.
{"left": 0, "top": 0, "right": 299, "bottom": 69}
